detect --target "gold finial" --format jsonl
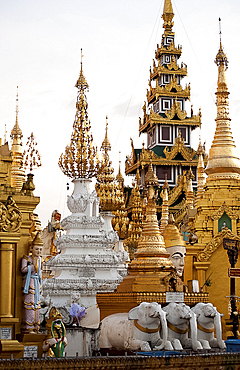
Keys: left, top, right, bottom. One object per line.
{"left": 162, "top": 0, "right": 174, "bottom": 34}
{"left": 163, "top": 173, "right": 169, "bottom": 190}
{"left": 100, "top": 116, "right": 111, "bottom": 153}
{"left": 59, "top": 53, "right": 99, "bottom": 179}
{"left": 10, "top": 86, "right": 22, "bottom": 140}
{"left": 16, "top": 86, "right": 19, "bottom": 121}
{"left": 144, "top": 160, "right": 158, "bottom": 188}
{"left": 21, "top": 132, "right": 42, "bottom": 173}
{"left": 215, "top": 19, "right": 228, "bottom": 69}
{"left": 205, "top": 32, "right": 240, "bottom": 180}
{"left": 10, "top": 86, "right": 25, "bottom": 191}
{"left": 75, "top": 48, "right": 89, "bottom": 90}
{"left": 219, "top": 17, "right": 222, "bottom": 44}
{"left": 116, "top": 152, "right": 124, "bottom": 186}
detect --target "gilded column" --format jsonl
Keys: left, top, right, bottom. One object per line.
{"left": 0, "top": 242, "right": 14, "bottom": 317}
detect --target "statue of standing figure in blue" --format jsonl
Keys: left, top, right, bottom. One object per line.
{"left": 21, "top": 233, "right": 43, "bottom": 333}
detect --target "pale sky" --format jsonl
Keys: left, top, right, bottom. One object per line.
{"left": 0, "top": 0, "right": 240, "bottom": 227}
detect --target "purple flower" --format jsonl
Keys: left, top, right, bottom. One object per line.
{"left": 69, "top": 303, "right": 86, "bottom": 319}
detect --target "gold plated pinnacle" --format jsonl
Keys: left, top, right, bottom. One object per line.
{"left": 96, "top": 117, "right": 125, "bottom": 212}
{"left": 205, "top": 37, "right": 240, "bottom": 180}
{"left": 59, "top": 51, "right": 99, "bottom": 179}
{"left": 162, "top": 0, "right": 174, "bottom": 34}
{"left": 10, "top": 87, "right": 22, "bottom": 140}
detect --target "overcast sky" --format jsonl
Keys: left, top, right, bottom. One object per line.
{"left": 0, "top": 0, "right": 240, "bottom": 227}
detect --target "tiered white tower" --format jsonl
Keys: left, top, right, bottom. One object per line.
{"left": 43, "top": 178, "right": 128, "bottom": 309}
{"left": 43, "top": 53, "right": 128, "bottom": 315}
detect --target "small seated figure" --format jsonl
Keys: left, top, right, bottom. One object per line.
{"left": 21, "top": 233, "right": 43, "bottom": 333}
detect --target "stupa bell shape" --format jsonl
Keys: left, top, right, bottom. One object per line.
{"left": 205, "top": 42, "right": 240, "bottom": 180}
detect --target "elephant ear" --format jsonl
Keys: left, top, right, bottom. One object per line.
{"left": 128, "top": 306, "right": 139, "bottom": 320}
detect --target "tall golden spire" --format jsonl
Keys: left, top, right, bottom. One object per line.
{"left": 10, "top": 86, "right": 25, "bottom": 191}
{"left": 205, "top": 30, "right": 240, "bottom": 180}
{"left": 96, "top": 116, "right": 124, "bottom": 212}
{"left": 59, "top": 50, "right": 99, "bottom": 179}
{"left": 162, "top": 0, "right": 174, "bottom": 35}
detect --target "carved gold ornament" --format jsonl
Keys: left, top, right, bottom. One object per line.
{"left": 197, "top": 228, "right": 240, "bottom": 262}
{"left": 0, "top": 196, "right": 22, "bottom": 232}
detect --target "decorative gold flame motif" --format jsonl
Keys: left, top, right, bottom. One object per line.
{"left": 96, "top": 117, "right": 125, "bottom": 212}
{"left": 205, "top": 41, "right": 240, "bottom": 179}
{"left": 21, "top": 132, "right": 42, "bottom": 173}
{"left": 59, "top": 53, "right": 99, "bottom": 179}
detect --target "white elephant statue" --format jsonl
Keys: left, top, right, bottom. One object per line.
{"left": 163, "top": 302, "right": 202, "bottom": 351}
{"left": 191, "top": 303, "right": 226, "bottom": 350}
{"left": 99, "top": 302, "right": 168, "bottom": 352}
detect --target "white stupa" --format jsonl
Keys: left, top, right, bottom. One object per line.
{"left": 42, "top": 55, "right": 128, "bottom": 317}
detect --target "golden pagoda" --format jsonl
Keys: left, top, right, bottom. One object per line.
{"left": 184, "top": 38, "right": 240, "bottom": 338}
{"left": 125, "top": 0, "right": 205, "bottom": 223}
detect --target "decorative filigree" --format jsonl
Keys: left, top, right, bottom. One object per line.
{"left": 168, "top": 173, "right": 187, "bottom": 206}
{"left": 164, "top": 75, "right": 183, "bottom": 92}
{"left": 67, "top": 193, "right": 88, "bottom": 213}
{"left": 163, "top": 132, "right": 196, "bottom": 161}
{"left": 167, "top": 56, "right": 178, "bottom": 71}
{"left": 211, "top": 202, "right": 239, "bottom": 221}
{"left": 0, "top": 196, "right": 22, "bottom": 232}
{"left": 197, "top": 228, "right": 240, "bottom": 262}
{"left": 165, "top": 100, "right": 188, "bottom": 120}
{"left": 59, "top": 52, "right": 99, "bottom": 179}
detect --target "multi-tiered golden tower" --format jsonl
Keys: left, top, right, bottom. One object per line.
{"left": 125, "top": 0, "right": 204, "bottom": 223}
